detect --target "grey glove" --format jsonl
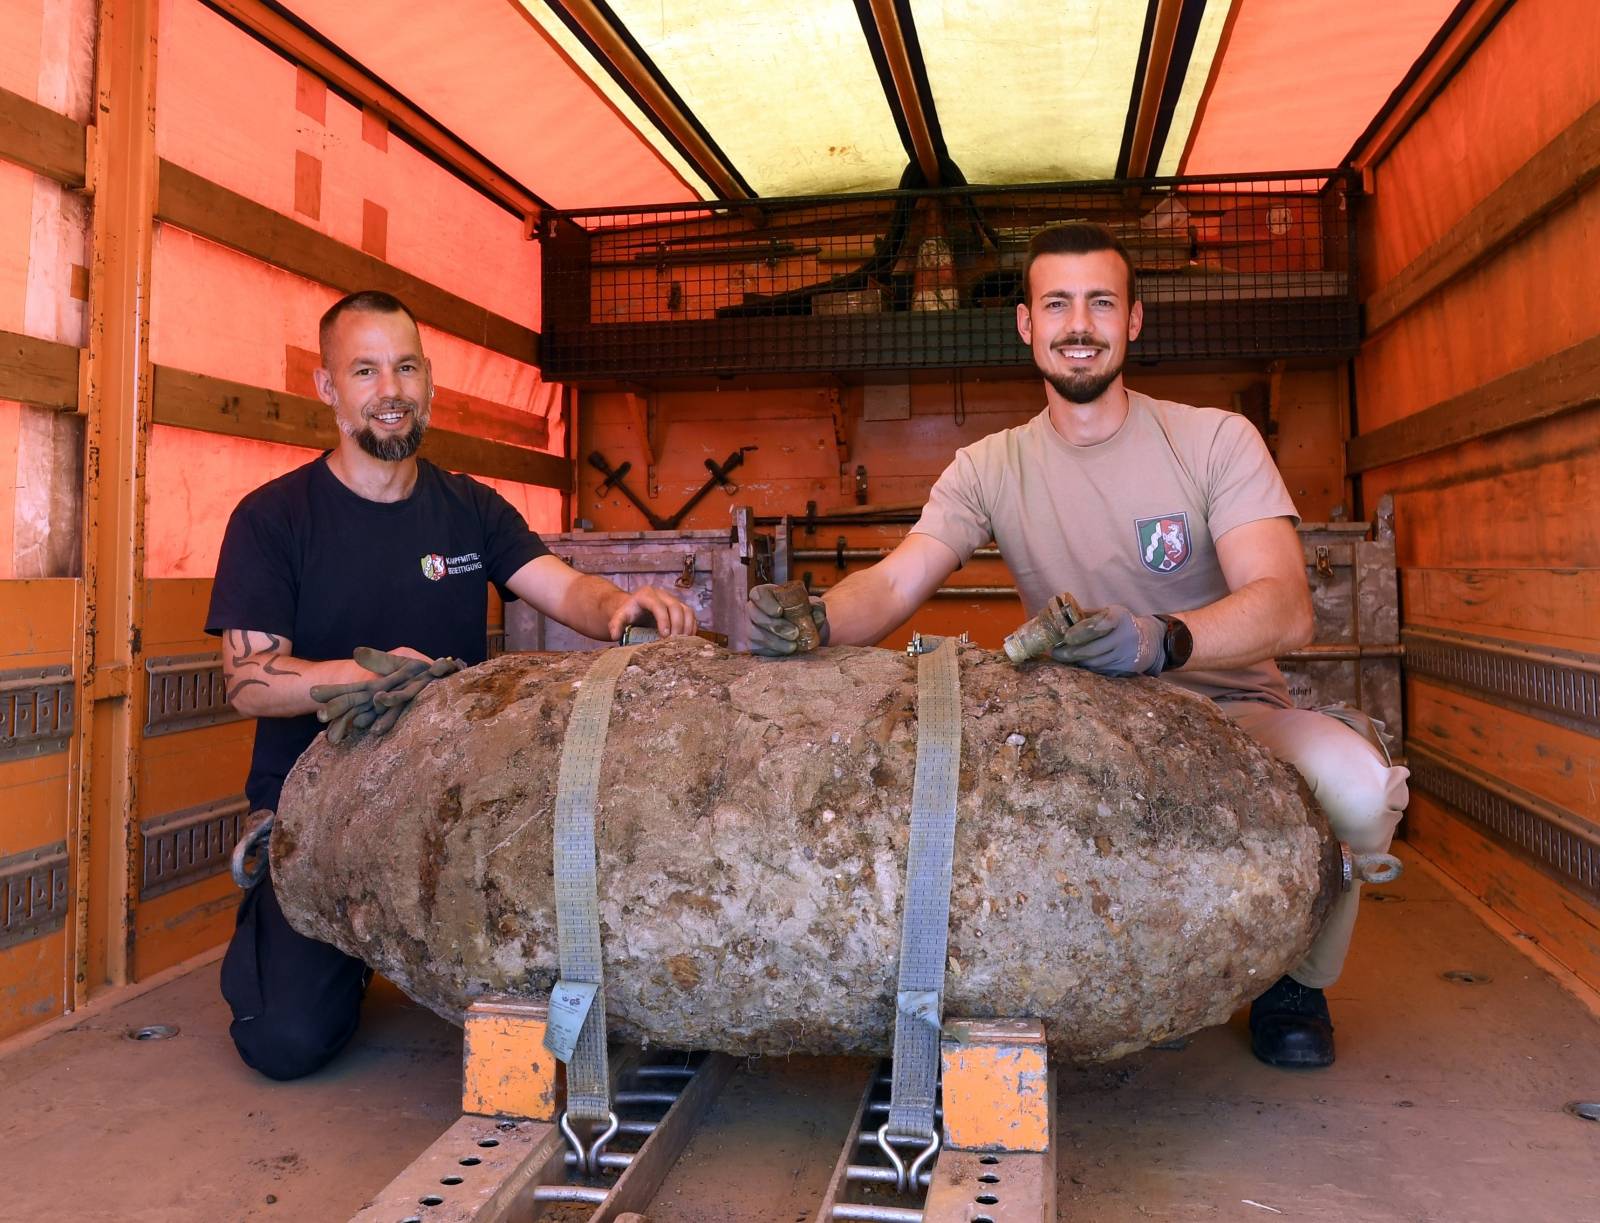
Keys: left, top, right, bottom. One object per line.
{"left": 1049, "top": 605, "right": 1165, "bottom": 676}
{"left": 310, "top": 647, "right": 464, "bottom": 743}
{"left": 746, "top": 582, "right": 829, "bottom": 656}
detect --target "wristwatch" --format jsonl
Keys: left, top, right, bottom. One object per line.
{"left": 1154, "top": 614, "right": 1194, "bottom": 671}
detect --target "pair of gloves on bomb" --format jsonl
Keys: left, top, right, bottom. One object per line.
{"left": 746, "top": 585, "right": 1170, "bottom": 676}
{"left": 314, "top": 594, "right": 1170, "bottom": 743}
{"left": 310, "top": 647, "right": 464, "bottom": 743}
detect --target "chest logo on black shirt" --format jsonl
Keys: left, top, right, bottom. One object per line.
{"left": 1135, "top": 513, "right": 1191, "bottom": 574}
{"left": 420, "top": 552, "right": 485, "bottom": 581}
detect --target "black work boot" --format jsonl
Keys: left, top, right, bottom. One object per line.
{"left": 1249, "top": 974, "right": 1335, "bottom": 1068}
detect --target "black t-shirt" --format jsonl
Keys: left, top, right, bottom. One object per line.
{"left": 205, "top": 455, "right": 550, "bottom": 810}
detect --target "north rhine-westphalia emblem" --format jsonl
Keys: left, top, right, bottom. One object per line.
{"left": 1135, "top": 513, "right": 1191, "bottom": 574}
{"left": 420, "top": 553, "right": 446, "bottom": 581}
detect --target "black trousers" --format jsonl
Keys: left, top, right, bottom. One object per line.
{"left": 220, "top": 870, "right": 368, "bottom": 1080}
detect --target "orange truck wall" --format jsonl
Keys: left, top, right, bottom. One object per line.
{"left": 2, "top": 0, "right": 570, "bottom": 1042}
{"left": 1353, "top": 0, "right": 1600, "bottom": 988}
{"left": 577, "top": 364, "right": 1348, "bottom": 651}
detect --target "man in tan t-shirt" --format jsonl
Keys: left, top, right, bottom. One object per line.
{"left": 747, "top": 222, "right": 1408, "bottom": 1070}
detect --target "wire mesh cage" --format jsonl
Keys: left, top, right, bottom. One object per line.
{"left": 539, "top": 171, "right": 1359, "bottom": 381}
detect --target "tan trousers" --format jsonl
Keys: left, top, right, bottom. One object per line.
{"left": 1218, "top": 700, "right": 1410, "bottom": 990}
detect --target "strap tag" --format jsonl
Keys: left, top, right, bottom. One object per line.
{"left": 544, "top": 979, "right": 599, "bottom": 1064}
{"left": 897, "top": 989, "right": 942, "bottom": 1030}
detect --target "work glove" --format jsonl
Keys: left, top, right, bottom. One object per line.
{"left": 310, "top": 647, "right": 464, "bottom": 743}
{"left": 1049, "top": 605, "right": 1165, "bottom": 677}
{"left": 746, "top": 582, "right": 829, "bottom": 656}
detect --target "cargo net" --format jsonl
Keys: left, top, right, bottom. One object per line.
{"left": 539, "top": 172, "right": 1358, "bottom": 380}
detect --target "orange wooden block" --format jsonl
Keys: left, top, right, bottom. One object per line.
{"left": 461, "top": 997, "right": 558, "bottom": 1121}
{"left": 939, "top": 1018, "right": 1051, "bottom": 1153}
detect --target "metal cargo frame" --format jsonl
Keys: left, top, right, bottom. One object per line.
{"left": 539, "top": 171, "right": 1360, "bottom": 381}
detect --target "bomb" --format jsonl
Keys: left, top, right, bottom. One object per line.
{"left": 272, "top": 639, "right": 1341, "bottom": 1064}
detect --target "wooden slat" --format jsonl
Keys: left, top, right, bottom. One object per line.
{"left": 1365, "top": 100, "right": 1600, "bottom": 333}
{"left": 155, "top": 161, "right": 541, "bottom": 368}
{"left": 0, "top": 329, "right": 81, "bottom": 412}
{"left": 151, "top": 364, "right": 570, "bottom": 490}
{"left": 1406, "top": 794, "right": 1600, "bottom": 994}
{"left": 1401, "top": 568, "right": 1600, "bottom": 655}
{"left": 1407, "top": 679, "right": 1599, "bottom": 827}
{"left": 0, "top": 85, "right": 86, "bottom": 186}
{"left": 1348, "top": 332, "right": 1600, "bottom": 472}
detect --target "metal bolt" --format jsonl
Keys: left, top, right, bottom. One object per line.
{"left": 126, "top": 1024, "right": 178, "bottom": 1041}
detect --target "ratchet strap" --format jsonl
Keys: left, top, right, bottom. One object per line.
{"left": 886, "top": 636, "right": 963, "bottom": 1144}
{"left": 551, "top": 644, "right": 641, "bottom": 1123}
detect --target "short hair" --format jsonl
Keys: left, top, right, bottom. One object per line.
{"left": 318, "top": 291, "right": 419, "bottom": 361}
{"left": 1021, "top": 223, "right": 1138, "bottom": 305}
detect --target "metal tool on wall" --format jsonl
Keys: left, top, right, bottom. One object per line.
{"left": 589, "top": 447, "right": 756, "bottom": 530}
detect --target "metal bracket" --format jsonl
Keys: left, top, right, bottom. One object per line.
{"left": 0, "top": 665, "right": 73, "bottom": 763}
{"left": 355, "top": 1001, "right": 732, "bottom": 1223}
{"left": 140, "top": 795, "right": 251, "bottom": 899}
{"left": 144, "top": 653, "right": 242, "bottom": 736}
{"left": 817, "top": 1017, "right": 1056, "bottom": 1223}
{"left": 0, "top": 841, "right": 70, "bottom": 950}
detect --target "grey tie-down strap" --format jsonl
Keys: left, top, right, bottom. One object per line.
{"left": 550, "top": 644, "right": 641, "bottom": 1169}
{"left": 880, "top": 635, "right": 963, "bottom": 1190}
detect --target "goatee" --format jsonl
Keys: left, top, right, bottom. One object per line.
{"left": 1036, "top": 336, "right": 1124, "bottom": 404}
{"left": 343, "top": 397, "right": 430, "bottom": 461}
{"left": 1040, "top": 363, "right": 1123, "bottom": 405}
{"left": 356, "top": 418, "right": 427, "bottom": 461}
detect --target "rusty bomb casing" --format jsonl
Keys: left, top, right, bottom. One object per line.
{"left": 272, "top": 640, "right": 1342, "bottom": 1064}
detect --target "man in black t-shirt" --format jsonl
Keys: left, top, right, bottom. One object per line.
{"left": 206, "top": 290, "right": 696, "bottom": 1081}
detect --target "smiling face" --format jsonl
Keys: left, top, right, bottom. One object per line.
{"left": 1016, "top": 250, "right": 1143, "bottom": 406}
{"left": 314, "top": 308, "right": 434, "bottom": 462}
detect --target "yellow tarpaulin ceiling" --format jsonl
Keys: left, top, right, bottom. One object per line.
{"left": 279, "top": 0, "right": 1465, "bottom": 208}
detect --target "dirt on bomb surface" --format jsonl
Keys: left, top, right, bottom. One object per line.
{"left": 274, "top": 640, "right": 1340, "bottom": 1063}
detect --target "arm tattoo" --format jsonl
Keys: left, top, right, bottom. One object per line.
{"left": 224, "top": 630, "right": 299, "bottom": 688}
{"left": 226, "top": 676, "right": 269, "bottom": 702}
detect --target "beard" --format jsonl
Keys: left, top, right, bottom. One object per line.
{"left": 344, "top": 398, "right": 429, "bottom": 461}
{"left": 1036, "top": 337, "right": 1124, "bottom": 404}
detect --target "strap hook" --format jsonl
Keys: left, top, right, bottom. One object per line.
{"left": 560, "top": 1109, "right": 620, "bottom": 1177}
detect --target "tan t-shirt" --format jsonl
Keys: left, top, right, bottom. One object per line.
{"left": 911, "top": 391, "right": 1299, "bottom": 706}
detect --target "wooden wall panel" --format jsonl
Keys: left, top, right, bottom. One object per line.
{"left": 1407, "top": 680, "right": 1598, "bottom": 828}
{"left": 581, "top": 370, "right": 1344, "bottom": 527}
{"left": 1352, "top": 0, "right": 1600, "bottom": 968}
{"left": 1357, "top": 187, "right": 1600, "bottom": 431}
{"left": 1406, "top": 795, "right": 1600, "bottom": 993}
{"left": 0, "top": 932, "right": 66, "bottom": 1041}
{"left": 0, "top": 581, "right": 76, "bottom": 1036}
{"left": 131, "top": 578, "right": 249, "bottom": 977}
{"left": 0, "top": 578, "right": 79, "bottom": 663}
{"left": 141, "top": 577, "right": 213, "bottom": 651}
{"left": 0, "top": 760, "right": 71, "bottom": 860}
{"left": 1401, "top": 568, "right": 1600, "bottom": 655}
{"left": 132, "top": 877, "right": 238, "bottom": 980}
{"left": 1365, "top": 0, "right": 1600, "bottom": 288}
{"left": 1368, "top": 419, "right": 1600, "bottom": 572}
{"left": 579, "top": 367, "right": 1347, "bottom": 650}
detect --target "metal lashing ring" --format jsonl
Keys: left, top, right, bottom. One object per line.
{"left": 230, "top": 815, "right": 274, "bottom": 890}
{"left": 1341, "top": 845, "right": 1404, "bottom": 889}
{"left": 560, "top": 1109, "right": 620, "bottom": 1177}
{"left": 875, "top": 1124, "right": 940, "bottom": 1195}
